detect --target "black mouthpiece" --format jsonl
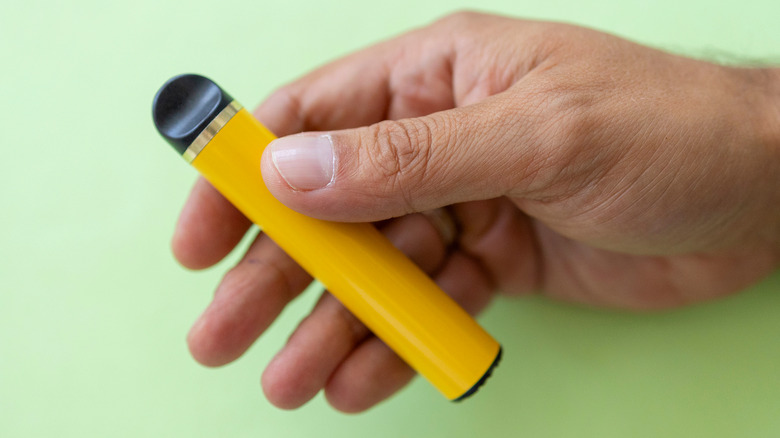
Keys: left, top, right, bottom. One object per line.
{"left": 152, "top": 74, "right": 233, "bottom": 155}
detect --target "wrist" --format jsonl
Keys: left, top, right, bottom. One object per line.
{"left": 757, "top": 68, "right": 780, "bottom": 254}
{"left": 760, "top": 68, "right": 780, "bottom": 151}
{"left": 726, "top": 66, "right": 780, "bottom": 255}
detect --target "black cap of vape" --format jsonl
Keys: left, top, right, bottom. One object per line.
{"left": 152, "top": 74, "right": 233, "bottom": 155}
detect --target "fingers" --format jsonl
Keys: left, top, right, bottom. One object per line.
{"left": 322, "top": 336, "right": 411, "bottom": 414}
{"left": 261, "top": 210, "right": 497, "bottom": 412}
{"left": 187, "top": 233, "right": 312, "bottom": 367}
{"left": 252, "top": 49, "right": 390, "bottom": 134}
{"left": 187, "top": 211, "right": 447, "bottom": 373}
{"left": 172, "top": 178, "right": 252, "bottom": 269}
{"left": 261, "top": 293, "right": 368, "bottom": 409}
{"left": 260, "top": 212, "right": 452, "bottom": 410}
{"left": 251, "top": 21, "right": 458, "bottom": 135}
{"left": 453, "top": 198, "right": 541, "bottom": 295}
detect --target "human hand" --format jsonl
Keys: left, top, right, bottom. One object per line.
{"left": 172, "top": 12, "right": 780, "bottom": 412}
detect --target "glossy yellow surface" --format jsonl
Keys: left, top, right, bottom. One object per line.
{"left": 191, "top": 107, "right": 500, "bottom": 400}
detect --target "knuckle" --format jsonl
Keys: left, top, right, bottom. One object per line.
{"left": 357, "top": 118, "right": 440, "bottom": 210}
{"left": 266, "top": 84, "right": 296, "bottom": 105}
{"left": 254, "top": 83, "right": 305, "bottom": 129}
{"left": 317, "top": 295, "right": 368, "bottom": 344}
{"left": 218, "top": 266, "right": 251, "bottom": 295}
{"left": 532, "top": 22, "right": 573, "bottom": 45}
{"left": 435, "top": 10, "right": 483, "bottom": 28}
{"left": 521, "top": 81, "right": 607, "bottom": 199}
{"left": 429, "top": 11, "right": 494, "bottom": 51}
{"left": 220, "top": 258, "right": 291, "bottom": 299}
{"left": 545, "top": 89, "right": 597, "bottom": 148}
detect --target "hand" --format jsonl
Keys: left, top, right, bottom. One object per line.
{"left": 172, "top": 12, "right": 780, "bottom": 412}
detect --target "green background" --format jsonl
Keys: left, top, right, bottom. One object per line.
{"left": 1, "top": 0, "right": 779, "bottom": 437}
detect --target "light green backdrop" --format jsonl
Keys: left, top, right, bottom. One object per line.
{"left": 1, "top": 0, "right": 778, "bottom": 437}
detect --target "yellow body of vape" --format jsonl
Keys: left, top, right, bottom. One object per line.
{"left": 153, "top": 74, "right": 501, "bottom": 400}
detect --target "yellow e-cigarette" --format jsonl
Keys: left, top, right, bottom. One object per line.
{"left": 152, "top": 74, "right": 501, "bottom": 401}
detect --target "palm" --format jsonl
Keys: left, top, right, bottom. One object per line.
{"left": 422, "top": 194, "right": 771, "bottom": 311}
{"left": 525, "top": 222, "right": 768, "bottom": 309}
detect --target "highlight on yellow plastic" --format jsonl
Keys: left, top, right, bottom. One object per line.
{"left": 191, "top": 107, "right": 500, "bottom": 400}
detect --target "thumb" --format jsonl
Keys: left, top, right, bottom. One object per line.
{"left": 260, "top": 97, "right": 536, "bottom": 222}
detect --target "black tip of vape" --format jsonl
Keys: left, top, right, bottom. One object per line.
{"left": 453, "top": 347, "right": 502, "bottom": 402}
{"left": 152, "top": 74, "right": 233, "bottom": 155}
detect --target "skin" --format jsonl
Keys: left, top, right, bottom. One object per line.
{"left": 171, "top": 12, "right": 780, "bottom": 413}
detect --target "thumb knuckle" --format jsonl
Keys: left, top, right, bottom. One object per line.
{"left": 358, "top": 118, "right": 439, "bottom": 202}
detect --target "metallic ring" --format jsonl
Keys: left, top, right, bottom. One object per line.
{"left": 182, "top": 100, "right": 243, "bottom": 163}
{"left": 421, "top": 207, "right": 459, "bottom": 250}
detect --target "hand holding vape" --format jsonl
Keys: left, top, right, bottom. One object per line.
{"left": 152, "top": 74, "right": 501, "bottom": 401}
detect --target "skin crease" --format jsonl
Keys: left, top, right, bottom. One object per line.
{"left": 171, "top": 12, "right": 780, "bottom": 413}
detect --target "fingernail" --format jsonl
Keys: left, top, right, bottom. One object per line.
{"left": 269, "top": 135, "right": 334, "bottom": 191}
